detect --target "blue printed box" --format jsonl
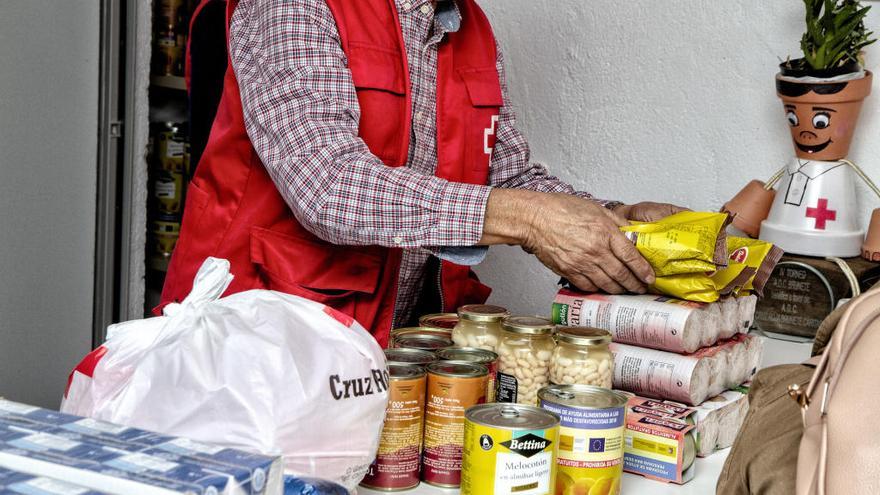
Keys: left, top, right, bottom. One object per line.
{"left": 0, "top": 400, "right": 282, "bottom": 495}
{"left": 0, "top": 466, "right": 112, "bottom": 495}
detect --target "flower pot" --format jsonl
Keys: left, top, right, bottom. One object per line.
{"left": 760, "top": 158, "right": 865, "bottom": 257}
{"left": 779, "top": 58, "right": 861, "bottom": 79}
{"left": 863, "top": 208, "right": 880, "bottom": 262}
{"left": 776, "top": 70, "right": 872, "bottom": 161}
{"left": 722, "top": 180, "right": 776, "bottom": 238}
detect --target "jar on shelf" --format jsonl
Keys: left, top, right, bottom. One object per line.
{"left": 451, "top": 305, "right": 509, "bottom": 351}
{"left": 495, "top": 316, "right": 555, "bottom": 406}
{"left": 550, "top": 327, "right": 613, "bottom": 389}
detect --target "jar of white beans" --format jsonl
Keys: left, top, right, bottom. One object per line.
{"left": 550, "top": 327, "right": 613, "bottom": 389}
{"left": 495, "top": 316, "right": 555, "bottom": 406}
{"left": 452, "top": 304, "right": 509, "bottom": 352}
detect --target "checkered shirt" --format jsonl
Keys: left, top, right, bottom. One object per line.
{"left": 229, "top": 0, "right": 611, "bottom": 327}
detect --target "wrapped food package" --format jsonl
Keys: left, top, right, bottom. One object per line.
{"left": 609, "top": 334, "right": 764, "bottom": 406}
{"left": 552, "top": 290, "right": 744, "bottom": 353}
{"left": 620, "top": 211, "right": 730, "bottom": 277}
{"left": 623, "top": 390, "right": 751, "bottom": 458}
{"left": 738, "top": 295, "right": 758, "bottom": 332}
{"left": 689, "top": 388, "right": 750, "bottom": 457}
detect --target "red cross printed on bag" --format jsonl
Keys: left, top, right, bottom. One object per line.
{"left": 805, "top": 198, "right": 837, "bottom": 230}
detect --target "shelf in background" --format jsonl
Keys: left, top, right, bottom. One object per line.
{"left": 150, "top": 74, "right": 187, "bottom": 91}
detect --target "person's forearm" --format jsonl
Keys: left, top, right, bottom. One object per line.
{"left": 478, "top": 188, "right": 544, "bottom": 246}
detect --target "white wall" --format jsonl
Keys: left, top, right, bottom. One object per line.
{"left": 476, "top": 1, "right": 880, "bottom": 316}
{"left": 0, "top": 1, "right": 99, "bottom": 407}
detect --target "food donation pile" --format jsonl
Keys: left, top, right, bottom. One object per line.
{"left": 362, "top": 212, "right": 781, "bottom": 493}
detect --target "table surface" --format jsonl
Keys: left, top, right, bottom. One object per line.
{"left": 359, "top": 449, "right": 729, "bottom": 495}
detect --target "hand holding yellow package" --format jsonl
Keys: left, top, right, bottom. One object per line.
{"left": 620, "top": 212, "right": 730, "bottom": 277}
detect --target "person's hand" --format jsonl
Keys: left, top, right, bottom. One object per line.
{"left": 613, "top": 202, "right": 688, "bottom": 223}
{"left": 521, "top": 193, "right": 656, "bottom": 294}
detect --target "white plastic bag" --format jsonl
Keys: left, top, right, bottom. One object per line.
{"left": 61, "top": 258, "right": 388, "bottom": 491}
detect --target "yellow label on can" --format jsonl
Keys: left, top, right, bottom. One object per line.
{"left": 461, "top": 421, "right": 558, "bottom": 495}
{"left": 541, "top": 401, "right": 625, "bottom": 495}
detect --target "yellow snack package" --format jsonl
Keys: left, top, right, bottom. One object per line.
{"left": 726, "top": 237, "right": 784, "bottom": 295}
{"left": 650, "top": 274, "right": 720, "bottom": 303}
{"left": 620, "top": 212, "right": 730, "bottom": 277}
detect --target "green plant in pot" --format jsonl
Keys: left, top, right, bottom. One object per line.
{"left": 725, "top": 0, "right": 878, "bottom": 258}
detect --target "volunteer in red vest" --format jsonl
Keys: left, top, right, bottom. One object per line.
{"left": 160, "top": 0, "right": 685, "bottom": 346}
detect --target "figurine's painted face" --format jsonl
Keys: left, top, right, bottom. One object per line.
{"left": 784, "top": 103, "right": 836, "bottom": 155}
{"left": 776, "top": 74, "right": 873, "bottom": 161}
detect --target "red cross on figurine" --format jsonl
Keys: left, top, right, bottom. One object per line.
{"left": 805, "top": 198, "right": 837, "bottom": 230}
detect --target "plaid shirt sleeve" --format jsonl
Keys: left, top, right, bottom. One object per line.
{"left": 489, "top": 42, "right": 619, "bottom": 207}
{"left": 229, "top": 0, "right": 491, "bottom": 248}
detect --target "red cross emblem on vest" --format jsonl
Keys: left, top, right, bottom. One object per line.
{"left": 805, "top": 198, "right": 837, "bottom": 230}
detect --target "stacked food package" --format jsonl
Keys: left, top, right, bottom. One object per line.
{"left": 546, "top": 212, "right": 782, "bottom": 484}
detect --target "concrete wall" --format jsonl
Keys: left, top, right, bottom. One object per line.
{"left": 0, "top": 1, "right": 99, "bottom": 407}
{"left": 476, "top": 0, "right": 880, "bottom": 315}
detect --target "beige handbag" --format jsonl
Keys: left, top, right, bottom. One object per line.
{"left": 789, "top": 284, "right": 880, "bottom": 495}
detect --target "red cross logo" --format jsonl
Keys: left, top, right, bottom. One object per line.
{"left": 805, "top": 198, "right": 837, "bottom": 230}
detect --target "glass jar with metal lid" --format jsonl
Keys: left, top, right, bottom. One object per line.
{"left": 496, "top": 316, "right": 555, "bottom": 406}
{"left": 550, "top": 327, "right": 613, "bottom": 389}
{"left": 451, "top": 305, "right": 509, "bottom": 351}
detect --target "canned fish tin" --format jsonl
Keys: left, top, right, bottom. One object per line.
{"left": 461, "top": 404, "right": 560, "bottom": 495}
{"left": 538, "top": 385, "right": 628, "bottom": 495}
{"left": 384, "top": 348, "right": 437, "bottom": 368}
{"left": 436, "top": 348, "right": 499, "bottom": 402}
{"left": 392, "top": 333, "right": 454, "bottom": 353}
{"left": 423, "top": 362, "right": 488, "bottom": 488}
{"left": 419, "top": 313, "right": 459, "bottom": 331}
{"left": 361, "top": 364, "right": 426, "bottom": 491}
{"left": 390, "top": 326, "right": 451, "bottom": 342}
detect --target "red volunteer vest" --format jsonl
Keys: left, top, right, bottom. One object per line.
{"left": 160, "top": 0, "right": 501, "bottom": 346}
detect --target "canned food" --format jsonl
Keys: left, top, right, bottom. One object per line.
{"left": 419, "top": 313, "right": 459, "bottom": 331}
{"left": 150, "top": 215, "right": 181, "bottom": 257}
{"left": 361, "top": 364, "right": 426, "bottom": 491}
{"left": 539, "top": 385, "right": 628, "bottom": 495}
{"left": 153, "top": 169, "right": 185, "bottom": 214}
{"left": 390, "top": 326, "right": 451, "bottom": 342}
{"left": 158, "top": 128, "right": 187, "bottom": 172}
{"left": 436, "top": 348, "right": 499, "bottom": 402}
{"left": 384, "top": 348, "right": 437, "bottom": 368}
{"left": 461, "top": 404, "right": 559, "bottom": 495}
{"left": 392, "top": 333, "right": 454, "bottom": 353}
{"left": 423, "top": 362, "right": 488, "bottom": 488}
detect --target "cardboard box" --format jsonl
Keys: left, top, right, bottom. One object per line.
{"left": 623, "top": 397, "right": 696, "bottom": 484}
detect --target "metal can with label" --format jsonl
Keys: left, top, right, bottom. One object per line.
{"left": 436, "top": 348, "right": 499, "bottom": 403}
{"left": 157, "top": 128, "right": 187, "bottom": 172}
{"left": 461, "top": 404, "right": 559, "bottom": 495}
{"left": 422, "top": 362, "right": 488, "bottom": 488}
{"left": 391, "top": 326, "right": 452, "bottom": 342}
{"left": 150, "top": 215, "right": 181, "bottom": 257}
{"left": 360, "top": 364, "right": 426, "bottom": 492}
{"left": 384, "top": 348, "right": 437, "bottom": 368}
{"left": 392, "top": 333, "right": 454, "bottom": 353}
{"left": 153, "top": 169, "right": 185, "bottom": 215}
{"left": 419, "top": 313, "right": 459, "bottom": 332}
{"left": 538, "top": 385, "right": 628, "bottom": 495}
